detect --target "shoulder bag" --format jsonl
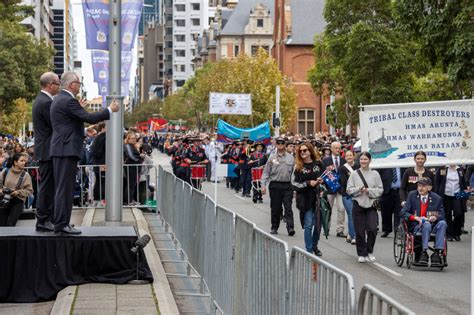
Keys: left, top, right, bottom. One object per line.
{"left": 356, "top": 169, "right": 381, "bottom": 211}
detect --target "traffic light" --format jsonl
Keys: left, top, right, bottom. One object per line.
{"left": 272, "top": 112, "right": 281, "bottom": 128}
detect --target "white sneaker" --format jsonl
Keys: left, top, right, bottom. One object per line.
{"left": 358, "top": 256, "right": 367, "bottom": 263}
{"left": 368, "top": 254, "right": 376, "bottom": 262}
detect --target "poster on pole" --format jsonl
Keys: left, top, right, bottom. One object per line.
{"left": 209, "top": 93, "right": 252, "bottom": 115}
{"left": 359, "top": 99, "right": 474, "bottom": 168}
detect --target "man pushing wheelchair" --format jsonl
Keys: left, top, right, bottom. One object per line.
{"left": 401, "top": 177, "right": 447, "bottom": 267}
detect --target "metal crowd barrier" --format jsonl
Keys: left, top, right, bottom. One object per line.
{"left": 156, "top": 165, "right": 414, "bottom": 315}
{"left": 25, "top": 164, "right": 159, "bottom": 212}
{"left": 357, "top": 284, "right": 415, "bottom": 315}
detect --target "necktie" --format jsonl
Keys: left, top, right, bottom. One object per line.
{"left": 391, "top": 168, "right": 398, "bottom": 184}
{"left": 335, "top": 157, "right": 339, "bottom": 168}
{"left": 422, "top": 197, "right": 427, "bottom": 204}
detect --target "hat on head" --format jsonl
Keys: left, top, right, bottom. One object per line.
{"left": 418, "top": 177, "right": 432, "bottom": 186}
{"left": 275, "top": 136, "right": 285, "bottom": 143}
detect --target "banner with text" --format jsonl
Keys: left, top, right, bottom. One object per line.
{"left": 82, "top": 0, "right": 143, "bottom": 51}
{"left": 92, "top": 50, "right": 133, "bottom": 83}
{"left": 360, "top": 100, "right": 474, "bottom": 168}
{"left": 209, "top": 93, "right": 252, "bottom": 115}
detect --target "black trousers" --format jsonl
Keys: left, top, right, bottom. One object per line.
{"left": 269, "top": 182, "right": 294, "bottom": 231}
{"left": 124, "top": 165, "right": 140, "bottom": 204}
{"left": 0, "top": 198, "right": 24, "bottom": 226}
{"left": 353, "top": 201, "right": 378, "bottom": 257}
{"left": 443, "top": 195, "right": 463, "bottom": 237}
{"left": 252, "top": 181, "right": 262, "bottom": 201}
{"left": 380, "top": 188, "right": 401, "bottom": 233}
{"left": 52, "top": 156, "right": 78, "bottom": 230}
{"left": 93, "top": 167, "right": 106, "bottom": 201}
{"left": 240, "top": 168, "right": 251, "bottom": 195}
{"left": 36, "top": 160, "right": 55, "bottom": 224}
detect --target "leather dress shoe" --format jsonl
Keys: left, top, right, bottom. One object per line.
{"left": 336, "top": 232, "right": 346, "bottom": 238}
{"left": 55, "top": 225, "right": 82, "bottom": 235}
{"left": 288, "top": 229, "right": 295, "bottom": 236}
{"left": 36, "top": 221, "right": 54, "bottom": 232}
{"left": 270, "top": 229, "right": 278, "bottom": 235}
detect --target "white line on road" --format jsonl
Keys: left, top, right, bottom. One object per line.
{"left": 372, "top": 262, "right": 403, "bottom": 277}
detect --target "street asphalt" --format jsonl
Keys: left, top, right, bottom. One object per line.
{"left": 153, "top": 151, "right": 471, "bottom": 315}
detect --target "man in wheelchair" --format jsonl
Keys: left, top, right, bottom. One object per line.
{"left": 401, "top": 177, "right": 447, "bottom": 266}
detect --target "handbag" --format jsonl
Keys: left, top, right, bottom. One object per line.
{"left": 356, "top": 169, "right": 381, "bottom": 211}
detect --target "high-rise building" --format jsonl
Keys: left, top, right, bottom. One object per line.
{"left": 52, "top": 0, "right": 75, "bottom": 76}
{"left": 21, "top": 0, "right": 54, "bottom": 43}
{"left": 139, "top": 0, "right": 160, "bottom": 36}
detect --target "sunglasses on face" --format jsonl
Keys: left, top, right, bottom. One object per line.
{"left": 299, "top": 148, "right": 308, "bottom": 153}
{"left": 276, "top": 141, "right": 285, "bottom": 145}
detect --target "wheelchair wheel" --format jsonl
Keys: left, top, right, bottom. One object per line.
{"left": 406, "top": 253, "right": 413, "bottom": 269}
{"left": 393, "top": 225, "right": 406, "bottom": 267}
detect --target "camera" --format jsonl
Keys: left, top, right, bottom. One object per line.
{"left": 0, "top": 188, "right": 13, "bottom": 208}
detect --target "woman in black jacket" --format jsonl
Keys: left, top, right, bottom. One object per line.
{"left": 291, "top": 142, "right": 325, "bottom": 256}
{"left": 123, "top": 131, "right": 143, "bottom": 205}
{"left": 435, "top": 165, "right": 468, "bottom": 241}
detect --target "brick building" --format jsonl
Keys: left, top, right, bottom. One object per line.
{"left": 273, "top": 0, "right": 329, "bottom": 135}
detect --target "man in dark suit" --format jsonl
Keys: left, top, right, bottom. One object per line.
{"left": 32, "top": 72, "right": 60, "bottom": 232}
{"left": 378, "top": 167, "right": 406, "bottom": 237}
{"left": 401, "top": 177, "right": 447, "bottom": 265}
{"left": 322, "top": 141, "right": 347, "bottom": 237}
{"left": 50, "top": 72, "right": 119, "bottom": 234}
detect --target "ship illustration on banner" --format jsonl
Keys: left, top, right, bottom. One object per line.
{"left": 368, "top": 128, "right": 398, "bottom": 159}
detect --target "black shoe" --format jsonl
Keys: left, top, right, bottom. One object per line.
{"left": 336, "top": 232, "right": 346, "bottom": 238}
{"left": 270, "top": 229, "right": 278, "bottom": 235}
{"left": 245, "top": 194, "right": 252, "bottom": 198}
{"left": 461, "top": 228, "right": 469, "bottom": 234}
{"left": 418, "top": 251, "right": 429, "bottom": 265}
{"left": 288, "top": 229, "right": 295, "bottom": 236}
{"left": 55, "top": 225, "right": 82, "bottom": 235}
{"left": 454, "top": 235, "right": 461, "bottom": 241}
{"left": 430, "top": 251, "right": 441, "bottom": 266}
{"left": 36, "top": 221, "right": 54, "bottom": 232}
{"left": 447, "top": 236, "right": 454, "bottom": 242}
{"left": 380, "top": 232, "right": 390, "bottom": 238}
{"left": 313, "top": 248, "right": 322, "bottom": 257}
{"left": 252, "top": 199, "right": 257, "bottom": 203}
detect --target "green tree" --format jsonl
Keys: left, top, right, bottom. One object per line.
{"left": 308, "top": 0, "right": 428, "bottom": 129}
{"left": 395, "top": 0, "right": 473, "bottom": 95}
{"left": 124, "top": 99, "right": 162, "bottom": 128}
{"left": 175, "top": 49, "right": 296, "bottom": 131}
{"left": 0, "top": 0, "right": 54, "bottom": 133}
{"left": 413, "top": 68, "right": 458, "bottom": 102}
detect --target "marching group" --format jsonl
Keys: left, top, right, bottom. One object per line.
{"left": 163, "top": 133, "right": 473, "bottom": 265}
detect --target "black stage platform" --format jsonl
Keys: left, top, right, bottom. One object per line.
{"left": 0, "top": 226, "right": 153, "bottom": 303}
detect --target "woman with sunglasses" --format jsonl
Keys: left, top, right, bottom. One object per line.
{"left": 291, "top": 142, "right": 325, "bottom": 256}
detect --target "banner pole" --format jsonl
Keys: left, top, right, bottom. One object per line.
{"left": 105, "top": 0, "right": 123, "bottom": 222}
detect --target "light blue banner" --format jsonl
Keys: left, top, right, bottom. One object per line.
{"left": 216, "top": 119, "right": 271, "bottom": 143}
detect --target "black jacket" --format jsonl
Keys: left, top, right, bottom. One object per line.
{"left": 91, "top": 132, "right": 106, "bottom": 165}
{"left": 32, "top": 92, "right": 53, "bottom": 161}
{"left": 50, "top": 90, "right": 110, "bottom": 159}
{"left": 339, "top": 163, "right": 360, "bottom": 195}
{"left": 377, "top": 168, "right": 407, "bottom": 196}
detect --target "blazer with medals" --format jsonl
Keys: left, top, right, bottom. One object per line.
{"left": 50, "top": 90, "right": 110, "bottom": 159}
{"left": 400, "top": 190, "right": 446, "bottom": 232}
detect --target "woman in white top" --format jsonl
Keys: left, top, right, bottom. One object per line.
{"left": 346, "top": 151, "right": 383, "bottom": 263}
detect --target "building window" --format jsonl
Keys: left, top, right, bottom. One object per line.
{"left": 298, "top": 109, "right": 315, "bottom": 135}
{"left": 175, "top": 34, "right": 185, "bottom": 42}
{"left": 175, "top": 4, "right": 185, "bottom": 11}
{"left": 166, "top": 41, "right": 173, "bottom": 48}
{"left": 234, "top": 45, "right": 240, "bottom": 57}
{"left": 191, "top": 18, "right": 200, "bottom": 26}
{"left": 176, "top": 80, "right": 185, "bottom": 87}
{"left": 166, "top": 14, "right": 172, "bottom": 22}
{"left": 166, "top": 27, "right": 172, "bottom": 35}
{"left": 176, "top": 20, "right": 185, "bottom": 27}
{"left": 257, "top": 19, "right": 264, "bottom": 27}
{"left": 191, "top": 3, "right": 200, "bottom": 10}
{"left": 175, "top": 50, "right": 185, "bottom": 57}
{"left": 251, "top": 45, "right": 269, "bottom": 56}
{"left": 190, "top": 49, "right": 196, "bottom": 56}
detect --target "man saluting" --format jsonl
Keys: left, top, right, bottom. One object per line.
{"left": 50, "top": 72, "right": 119, "bottom": 234}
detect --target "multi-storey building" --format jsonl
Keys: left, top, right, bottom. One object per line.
{"left": 52, "top": 0, "right": 75, "bottom": 76}
{"left": 143, "top": 23, "right": 165, "bottom": 101}
{"left": 21, "top": 0, "right": 54, "bottom": 43}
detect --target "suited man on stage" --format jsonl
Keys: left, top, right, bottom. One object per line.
{"left": 50, "top": 72, "right": 119, "bottom": 234}
{"left": 33, "top": 72, "right": 60, "bottom": 232}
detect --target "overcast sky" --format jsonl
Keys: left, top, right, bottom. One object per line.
{"left": 71, "top": 1, "right": 137, "bottom": 99}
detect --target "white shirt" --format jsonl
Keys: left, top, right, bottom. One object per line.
{"left": 332, "top": 155, "right": 340, "bottom": 168}
{"left": 41, "top": 90, "right": 54, "bottom": 100}
{"left": 444, "top": 167, "right": 460, "bottom": 196}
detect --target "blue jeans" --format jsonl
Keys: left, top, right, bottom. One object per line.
{"left": 342, "top": 195, "right": 355, "bottom": 239}
{"left": 304, "top": 209, "right": 321, "bottom": 252}
{"left": 414, "top": 220, "right": 447, "bottom": 250}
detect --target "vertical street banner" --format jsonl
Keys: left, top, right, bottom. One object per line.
{"left": 91, "top": 50, "right": 109, "bottom": 83}
{"left": 121, "top": 51, "right": 133, "bottom": 81}
{"left": 82, "top": 0, "right": 143, "bottom": 51}
{"left": 121, "top": 0, "right": 143, "bottom": 51}
{"left": 359, "top": 100, "right": 474, "bottom": 168}
{"left": 209, "top": 93, "right": 252, "bottom": 115}
{"left": 82, "top": 0, "right": 109, "bottom": 50}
